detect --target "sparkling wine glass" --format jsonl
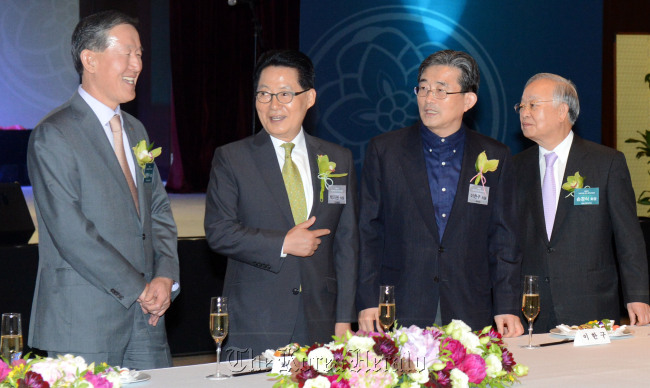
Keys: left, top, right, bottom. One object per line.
{"left": 1, "top": 313, "right": 23, "bottom": 363}
{"left": 206, "top": 297, "right": 230, "bottom": 380}
{"left": 378, "top": 285, "right": 396, "bottom": 331}
{"left": 521, "top": 276, "right": 540, "bottom": 349}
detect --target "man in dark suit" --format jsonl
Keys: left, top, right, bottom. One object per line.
{"left": 514, "top": 73, "right": 650, "bottom": 332}
{"left": 356, "top": 50, "right": 523, "bottom": 337}
{"left": 27, "top": 11, "right": 179, "bottom": 368}
{"left": 204, "top": 50, "right": 358, "bottom": 357}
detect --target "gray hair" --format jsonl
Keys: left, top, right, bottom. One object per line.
{"left": 418, "top": 50, "right": 480, "bottom": 94}
{"left": 525, "top": 73, "right": 580, "bottom": 124}
{"left": 71, "top": 10, "right": 138, "bottom": 77}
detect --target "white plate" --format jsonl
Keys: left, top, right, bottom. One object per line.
{"left": 549, "top": 327, "right": 633, "bottom": 339}
{"left": 120, "top": 371, "right": 151, "bottom": 384}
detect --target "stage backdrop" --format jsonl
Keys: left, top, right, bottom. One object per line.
{"left": 300, "top": 0, "right": 603, "bottom": 169}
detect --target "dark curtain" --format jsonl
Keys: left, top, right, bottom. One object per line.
{"left": 167, "top": 0, "right": 299, "bottom": 192}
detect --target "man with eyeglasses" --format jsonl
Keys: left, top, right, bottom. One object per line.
{"left": 356, "top": 50, "right": 524, "bottom": 337}
{"left": 204, "top": 50, "right": 358, "bottom": 357}
{"left": 514, "top": 73, "right": 650, "bottom": 332}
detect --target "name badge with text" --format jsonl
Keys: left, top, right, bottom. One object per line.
{"left": 467, "top": 184, "right": 489, "bottom": 205}
{"left": 144, "top": 163, "right": 154, "bottom": 183}
{"left": 328, "top": 185, "right": 346, "bottom": 204}
{"left": 574, "top": 328, "right": 610, "bottom": 346}
{"left": 574, "top": 187, "right": 599, "bottom": 205}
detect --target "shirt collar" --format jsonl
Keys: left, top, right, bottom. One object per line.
{"left": 539, "top": 130, "right": 574, "bottom": 165}
{"left": 78, "top": 85, "right": 122, "bottom": 127}
{"left": 269, "top": 128, "right": 307, "bottom": 151}
{"left": 420, "top": 121, "right": 466, "bottom": 149}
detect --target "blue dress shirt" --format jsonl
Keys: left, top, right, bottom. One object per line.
{"left": 420, "top": 123, "right": 466, "bottom": 241}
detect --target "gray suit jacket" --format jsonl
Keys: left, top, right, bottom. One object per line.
{"left": 204, "top": 130, "right": 358, "bottom": 356}
{"left": 27, "top": 91, "right": 180, "bottom": 353}
{"left": 515, "top": 135, "right": 649, "bottom": 332}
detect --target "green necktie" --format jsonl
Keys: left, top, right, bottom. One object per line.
{"left": 281, "top": 143, "right": 307, "bottom": 225}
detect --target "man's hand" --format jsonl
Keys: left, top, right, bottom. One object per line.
{"left": 358, "top": 308, "right": 380, "bottom": 332}
{"left": 494, "top": 314, "right": 524, "bottom": 337}
{"left": 138, "top": 277, "right": 174, "bottom": 326}
{"left": 335, "top": 322, "right": 352, "bottom": 338}
{"left": 627, "top": 302, "right": 650, "bottom": 326}
{"left": 283, "top": 217, "right": 330, "bottom": 257}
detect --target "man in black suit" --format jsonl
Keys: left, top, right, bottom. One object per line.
{"left": 356, "top": 50, "right": 523, "bottom": 336}
{"left": 204, "top": 50, "right": 358, "bottom": 357}
{"left": 514, "top": 73, "right": 650, "bottom": 332}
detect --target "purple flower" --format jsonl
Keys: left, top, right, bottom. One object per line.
{"left": 502, "top": 348, "right": 515, "bottom": 372}
{"left": 396, "top": 325, "right": 441, "bottom": 368}
{"left": 17, "top": 371, "right": 50, "bottom": 388}
{"left": 0, "top": 359, "right": 10, "bottom": 381}
{"left": 295, "top": 365, "right": 320, "bottom": 382}
{"left": 427, "top": 370, "right": 451, "bottom": 388}
{"left": 83, "top": 371, "right": 113, "bottom": 388}
{"left": 372, "top": 335, "right": 398, "bottom": 364}
{"left": 480, "top": 327, "right": 504, "bottom": 346}
{"left": 326, "top": 374, "right": 351, "bottom": 388}
{"left": 458, "top": 353, "right": 487, "bottom": 384}
{"left": 440, "top": 338, "right": 466, "bottom": 370}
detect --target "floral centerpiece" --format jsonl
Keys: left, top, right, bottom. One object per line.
{"left": 0, "top": 354, "right": 122, "bottom": 388}
{"left": 271, "top": 320, "right": 528, "bottom": 388}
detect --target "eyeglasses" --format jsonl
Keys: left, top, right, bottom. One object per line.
{"left": 514, "top": 100, "right": 555, "bottom": 113}
{"left": 255, "top": 89, "right": 311, "bottom": 104}
{"left": 414, "top": 86, "right": 465, "bottom": 100}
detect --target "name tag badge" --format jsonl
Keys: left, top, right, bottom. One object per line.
{"left": 574, "top": 187, "right": 599, "bottom": 205}
{"left": 327, "top": 185, "right": 346, "bottom": 204}
{"left": 574, "top": 328, "right": 610, "bottom": 346}
{"left": 467, "top": 184, "right": 489, "bottom": 205}
{"left": 143, "top": 163, "right": 154, "bottom": 183}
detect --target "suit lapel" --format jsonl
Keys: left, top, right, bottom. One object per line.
{"left": 551, "top": 136, "right": 587, "bottom": 241}
{"left": 305, "top": 134, "right": 322, "bottom": 218}
{"left": 523, "top": 148, "right": 549, "bottom": 242}
{"left": 399, "top": 126, "right": 440, "bottom": 241}
{"left": 252, "top": 131, "right": 295, "bottom": 226}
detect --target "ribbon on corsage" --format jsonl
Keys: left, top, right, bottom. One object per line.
{"left": 317, "top": 154, "right": 348, "bottom": 202}
{"left": 561, "top": 172, "right": 584, "bottom": 197}
{"left": 470, "top": 151, "right": 499, "bottom": 194}
{"left": 132, "top": 140, "right": 161, "bottom": 176}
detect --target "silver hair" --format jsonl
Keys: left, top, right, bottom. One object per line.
{"left": 525, "top": 73, "right": 580, "bottom": 124}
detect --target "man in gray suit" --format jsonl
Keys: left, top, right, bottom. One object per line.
{"left": 514, "top": 73, "right": 650, "bottom": 332}
{"left": 205, "top": 50, "right": 358, "bottom": 357}
{"left": 27, "top": 10, "right": 180, "bottom": 369}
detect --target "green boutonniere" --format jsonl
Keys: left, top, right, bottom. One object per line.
{"left": 132, "top": 140, "right": 161, "bottom": 175}
{"left": 561, "top": 172, "right": 584, "bottom": 197}
{"left": 317, "top": 154, "right": 348, "bottom": 202}
{"left": 470, "top": 151, "right": 499, "bottom": 192}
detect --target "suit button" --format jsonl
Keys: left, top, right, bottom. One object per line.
{"left": 547, "top": 247, "right": 554, "bottom": 253}
{"left": 438, "top": 247, "right": 445, "bottom": 253}
{"left": 434, "top": 276, "right": 439, "bottom": 283}
{"left": 292, "top": 288, "right": 300, "bottom": 295}
{"left": 142, "top": 233, "right": 146, "bottom": 240}
{"left": 544, "top": 277, "right": 550, "bottom": 283}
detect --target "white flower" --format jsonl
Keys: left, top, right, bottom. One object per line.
{"left": 327, "top": 341, "right": 345, "bottom": 351}
{"left": 446, "top": 320, "right": 472, "bottom": 340}
{"left": 304, "top": 375, "right": 331, "bottom": 388}
{"left": 485, "top": 354, "right": 503, "bottom": 378}
{"left": 30, "top": 359, "right": 64, "bottom": 385}
{"left": 459, "top": 331, "right": 482, "bottom": 355}
{"left": 449, "top": 368, "right": 469, "bottom": 388}
{"left": 307, "top": 347, "right": 335, "bottom": 374}
{"left": 408, "top": 368, "right": 430, "bottom": 384}
{"left": 346, "top": 335, "right": 375, "bottom": 353}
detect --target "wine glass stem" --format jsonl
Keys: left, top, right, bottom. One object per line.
{"left": 528, "top": 319, "right": 533, "bottom": 347}
{"left": 216, "top": 342, "right": 222, "bottom": 376}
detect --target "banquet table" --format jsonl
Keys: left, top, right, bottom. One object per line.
{"left": 138, "top": 325, "right": 650, "bottom": 387}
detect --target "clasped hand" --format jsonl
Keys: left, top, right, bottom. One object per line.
{"left": 138, "top": 277, "right": 173, "bottom": 326}
{"left": 283, "top": 216, "right": 330, "bottom": 257}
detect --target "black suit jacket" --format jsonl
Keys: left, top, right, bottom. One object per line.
{"left": 514, "top": 135, "right": 649, "bottom": 332}
{"left": 356, "top": 123, "right": 521, "bottom": 330}
{"left": 204, "top": 130, "right": 358, "bottom": 356}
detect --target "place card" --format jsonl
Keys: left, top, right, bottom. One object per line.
{"left": 574, "top": 328, "right": 610, "bottom": 346}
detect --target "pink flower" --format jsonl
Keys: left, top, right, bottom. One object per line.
{"left": 326, "top": 374, "right": 351, "bottom": 388}
{"left": 457, "top": 353, "right": 487, "bottom": 384}
{"left": 440, "top": 338, "right": 466, "bottom": 370}
{"left": 83, "top": 371, "right": 113, "bottom": 388}
{"left": 396, "top": 325, "right": 441, "bottom": 368}
{"left": 0, "top": 359, "right": 10, "bottom": 381}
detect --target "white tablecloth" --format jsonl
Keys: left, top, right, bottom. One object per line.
{"left": 139, "top": 325, "right": 650, "bottom": 387}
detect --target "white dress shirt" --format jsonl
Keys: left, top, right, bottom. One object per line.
{"left": 78, "top": 85, "right": 137, "bottom": 186}
{"left": 538, "top": 131, "right": 574, "bottom": 211}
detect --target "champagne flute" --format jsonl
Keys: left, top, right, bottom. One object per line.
{"left": 521, "top": 276, "right": 540, "bottom": 349}
{"left": 206, "top": 297, "right": 230, "bottom": 380}
{"left": 1, "top": 313, "right": 23, "bottom": 363}
{"left": 378, "top": 285, "right": 396, "bottom": 331}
